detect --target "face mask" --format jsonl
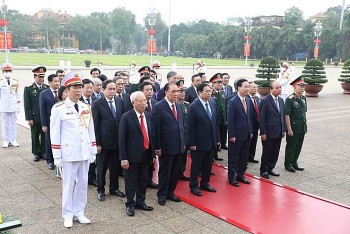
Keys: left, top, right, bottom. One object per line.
{"left": 4, "top": 72, "right": 11, "bottom": 78}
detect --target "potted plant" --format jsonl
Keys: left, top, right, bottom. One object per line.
{"left": 255, "top": 56, "right": 280, "bottom": 97}
{"left": 302, "top": 58, "right": 327, "bottom": 97}
{"left": 338, "top": 59, "right": 350, "bottom": 94}
{"left": 84, "top": 59, "right": 92, "bottom": 67}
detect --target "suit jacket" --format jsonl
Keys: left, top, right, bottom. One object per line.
{"left": 117, "top": 92, "right": 132, "bottom": 111}
{"left": 92, "top": 96, "right": 124, "bottom": 149}
{"left": 156, "top": 87, "right": 165, "bottom": 101}
{"left": 119, "top": 109, "right": 155, "bottom": 163}
{"left": 259, "top": 93, "right": 286, "bottom": 139}
{"left": 145, "top": 98, "right": 157, "bottom": 113}
{"left": 79, "top": 95, "right": 97, "bottom": 105}
{"left": 187, "top": 98, "right": 219, "bottom": 151}
{"left": 92, "top": 92, "right": 104, "bottom": 99}
{"left": 124, "top": 85, "right": 131, "bottom": 95}
{"left": 248, "top": 95, "right": 260, "bottom": 132}
{"left": 152, "top": 99, "right": 185, "bottom": 154}
{"left": 184, "top": 85, "right": 198, "bottom": 104}
{"left": 39, "top": 88, "right": 58, "bottom": 127}
{"left": 223, "top": 85, "right": 233, "bottom": 100}
{"left": 24, "top": 83, "right": 49, "bottom": 123}
{"left": 227, "top": 95, "right": 253, "bottom": 141}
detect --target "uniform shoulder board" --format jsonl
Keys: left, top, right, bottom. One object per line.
{"left": 12, "top": 78, "right": 18, "bottom": 81}
{"left": 288, "top": 94, "right": 295, "bottom": 99}
{"left": 44, "top": 84, "right": 50, "bottom": 88}
{"left": 183, "top": 101, "right": 189, "bottom": 105}
{"left": 53, "top": 101, "right": 64, "bottom": 107}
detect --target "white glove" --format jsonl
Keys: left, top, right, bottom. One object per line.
{"left": 90, "top": 154, "right": 96, "bottom": 163}
{"left": 54, "top": 158, "right": 63, "bottom": 167}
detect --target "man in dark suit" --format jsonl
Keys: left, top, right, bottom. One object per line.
{"left": 153, "top": 82, "right": 185, "bottom": 206}
{"left": 119, "top": 91, "right": 155, "bottom": 216}
{"left": 156, "top": 71, "right": 177, "bottom": 101}
{"left": 80, "top": 78, "right": 97, "bottom": 187}
{"left": 227, "top": 79, "right": 253, "bottom": 187}
{"left": 259, "top": 81, "right": 286, "bottom": 179}
{"left": 39, "top": 74, "right": 60, "bottom": 170}
{"left": 91, "top": 78, "right": 104, "bottom": 99}
{"left": 247, "top": 82, "right": 260, "bottom": 163}
{"left": 120, "top": 72, "right": 131, "bottom": 95}
{"left": 222, "top": 73, "right": 233, "bottom": 100}
{"left": 115, "top": 77, "right": 132, "bottom": 111}
{"left": 187, "top": 83, "right": 220, "bottom": 196}
{"left": 24, "top": 66, "right": 49, "bottom": 161}
{"left": 140, "top": 81, "right": 159, "bottom": 189}
{"left": 92, "top": 80, "right": 125, "bottom": 201}
{"left": 184, "top": 74, "right": 201, "bottom": 104}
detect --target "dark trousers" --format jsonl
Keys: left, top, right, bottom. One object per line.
{"left": 30, "top": 123, "right": 45, "bottom": 155}
{"left": 88, "top": 162, "right": 97, "bottom": 184}
{"left": 147, "top": 161, "right": 155, "bottom": 184}
{"left": 157, "top": 153, "right": 181, "bottom": 199}
{"left": 285, "top": 133, "right": 305, "bottom": 167}
{"left": 228, "top": 136, "right": 251, "bottom": 180}
{"left": 96, "top": 148, "right": 120, "bottom": 193}
{"left": 260, "top": 137, "right": 282, "bottom": 173}
{"left": 249, "top": 128, "right": 259, "bottom": 160}
{"left": 44, "top": 127, "right": 53, "bottom": 164}
{"left": 124, "top": 150, "right": 149, "bottom": 207}
{"left": 179, "top": 151, "right": 188, "bottom": 176}
{"left": 189, "top": 149, "right": 215, "bottom": 189}
{"left": 220, "top": 124, "right": 228, "bottom": 147}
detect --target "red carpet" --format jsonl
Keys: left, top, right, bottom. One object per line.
{"left": 175, "top": 161, "right": 350, "bottom": 234}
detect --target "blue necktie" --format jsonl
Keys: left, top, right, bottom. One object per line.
{"left": 205, "top": 102, "right": 212, "bottom": 119}
{"left": 109, "top": 100, "right": 116, "bottom": 118}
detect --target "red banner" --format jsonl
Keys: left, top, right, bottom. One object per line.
{"left": 0, "top": 32, "right": 13, "bottom": 49}
{"left": 147, "top": 39, "right": 157, "bottom": 54}
{"left": 244, "top": 43, "right": 250, "bottom": 56}
{"left": 314, "top": 47, "right": 319, "bottom": 58}
{"left": 0, "top": 19, "right": 8, "bottom": 27}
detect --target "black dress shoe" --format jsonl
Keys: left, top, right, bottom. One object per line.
{"left": 126, "top": 206, "right": 135, "bottom": 216}
{"left": 268, "top": 170, "right": 280, "bottom": 176}
{"left": 147, "top": 182, "right": 158, "bottom": 189}
{"left": 190, "top": 188, "right": 202, "bottom": 196}
{"left": 285, "top": 166, "right": 296, "bottom": 173}
{"left": 33, "top": 154, "right": 40, "bottom": 162}
{"left": 88, "top": 180, "right": 98, "bottom": 187}
{"left": 260, "top": 172, "right": 270, "bottom": 179}
{"left": 237, "top": 176, "right": 251, "bottom": 184}
{"left": 293, "top": 165, "right": 304, "bottom": 171}
{"left": 179, "top": 174, "right": 190, "bottom": 181}
{"left": 110, "top": 189, "right": 126, "bottom": 197}
{"left": 41, "top": 154, "right": 47, "bottom": 160}
{"left": 48, "top": 162, "right": 55, "bottom": 170}
{"left": 214, "top": 157, "right": 224, "bottom": 161}
{"left": 211, "top": 171, "right": 216, "bottom": 175}
{"left": 97, "top": 192, "right": 105, "bottom": 201}
{"left": 229, "top": 180, "right": 239, "bottom": 187}
{"left": 248, "top": 158, "right": 259, "bottom": 163}
{"left": 221, "top": 145, "right": 228, "bottom": 150}
{"left": 158, "top": 197, "right": 166, "bottom": 206}
{"left": 200, "top": 185, "right": 216, "bottom": 192}
{"left": 168, "top": 194, "right": 181, "bottom": 202}
{"left": 135, "top": 204, "right": 154, "bottom": 211}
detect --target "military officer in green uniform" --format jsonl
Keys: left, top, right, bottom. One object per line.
{"left": 176, "top": 80, "right": 190, "bottom": 181}
{"left": 284, "top": 76, "right": 307, "bottom": 172}
{"left": 24, "top": 66, "right": 49, "bottom": 161}
{"left": 210, "top": 73, "right": 226, "bottom": 161}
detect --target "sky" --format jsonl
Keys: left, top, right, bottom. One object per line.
{"left": 5, "top": 0, "right": 346, "bottom": 25}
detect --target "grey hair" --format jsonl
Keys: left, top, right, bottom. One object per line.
{"left": 130, "top": 91, "right": 143, "bottom": 102}
{"left": 92, "top": 77, "right": 102, "bottom": 85}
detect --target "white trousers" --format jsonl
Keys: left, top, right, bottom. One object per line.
{"left": 61, "top": 160, "right": 89, "bottom": 219}
{"left": 1, "top": 112, "right": 17, "bottom": 142}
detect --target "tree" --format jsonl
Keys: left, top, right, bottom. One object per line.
{"left": 284, "top": 7, "right": 304, "bottom": 27}
{"left": 255, "top": 56, "right": 280, "bottom": 87}
{"left": 302, "top": 59, "right": 327, "bottom": 85}
{"left": 37, "top": 16, "right": 62, "bottom": 48}
{"left": 6, "top": 10, "right": 33, "bottom": 48}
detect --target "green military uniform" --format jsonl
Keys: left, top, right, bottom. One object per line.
{"left": 212, "top": 89, "right": 227, "bottom": 145}
{"left": 284, "top": 92, "right": 307, "bottom": 168}
{"left": 24, "top": 82, "right": 49, "bottom": 156}
{"left": 179, "top": 100, "right": 190, "bottom": 176}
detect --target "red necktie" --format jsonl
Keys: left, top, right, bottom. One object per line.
{"left": 252, "top": 97, "right": 259, "bottom": 121}
{"left": 54, "top": 91, "right": 58, "bottom": 103}
{"left": 172, "top": 104, "right": 178, "bottom": 121}
{"left": 140, "top": 114, "right": 149, "bottom": 150}
{"left": 147, "top": 100, "right": 152, "bottom": 112}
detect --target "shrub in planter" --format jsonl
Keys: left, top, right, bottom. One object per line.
{"left": 338, "top": 59, "right": 350, "bottom": 83}
{"left": 255, "top": 56, "right": 280, "bottom": 87}
{"left": 302, "top": 59, "right": 327, "bottom": 85}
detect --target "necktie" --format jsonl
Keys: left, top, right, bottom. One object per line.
{"left": 242, "top": 98, "right": 247, "bottom": 114}
{"left": 109, "top": 100, "right": 116, "bottom": 118}
{"left": 97, "top": 93, "right": 100, "bottom": 99}
{"left": 147, "top": 100, "right": 152, "bottom": 112}
{"left": 171, "top": 104, "right": 178, "bottom": 121}
{"left": 252, "top": 97, "right": 259, "bottom": 121}
{"left": 7, "top": 79, "right": 10, "bottom": 85}
{"left": 205, "top": 102, "right": 212, "bottom": 118}
{"left": 53, "top": 91, "right": 58, "bottom": 102}
{"left": 74, "top": 103, "right": 79, "bottom": 113}
{"left": 87, "top": 98, "right": 91, "bottom": 105}
{"left": 275, "top": 98, "right": 280, "bottom": 112}
{"left": 118, "top": 94, "right": 122, "bottom": 98}
{"left": 39, "top": 85, "right": 42, "bottom": 90}
{"left": 140, "top": 114, "right": 149, "bottom": 150}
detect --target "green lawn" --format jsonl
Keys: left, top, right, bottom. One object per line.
{"left": 1, "top": 52, "right": 307, "bottom": 67}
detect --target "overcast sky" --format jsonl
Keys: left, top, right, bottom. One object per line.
{"left": 6, "top": 0, "right": 346, "bottom": 25}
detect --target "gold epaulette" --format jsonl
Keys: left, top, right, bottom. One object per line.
{"left": 53, "top": 101, "right": 64, "bottom": 107}
{"left": 288, "top": 94, "right": 295, "bottom": 99}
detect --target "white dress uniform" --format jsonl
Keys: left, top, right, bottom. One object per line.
{"left": 0, "top": 63, "right": 20, "bottom": 147}
{"left": 278, "top": 63, "right": 292, "bottom": 102}
{"left": 50, "top": 71, "right": 97, "bottom": 223}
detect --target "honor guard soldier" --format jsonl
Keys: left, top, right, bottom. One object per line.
{"left": 50, "top": 71, "right": 97, "bottom": 228}
{"left": 284, "top": 76, "right": 307, "bottom": 173}
{"left": 0, "top": 63, "right": 20, "bottom": 148}
{"left": 24, "top": 66, "right": 49, "bottom": 161}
